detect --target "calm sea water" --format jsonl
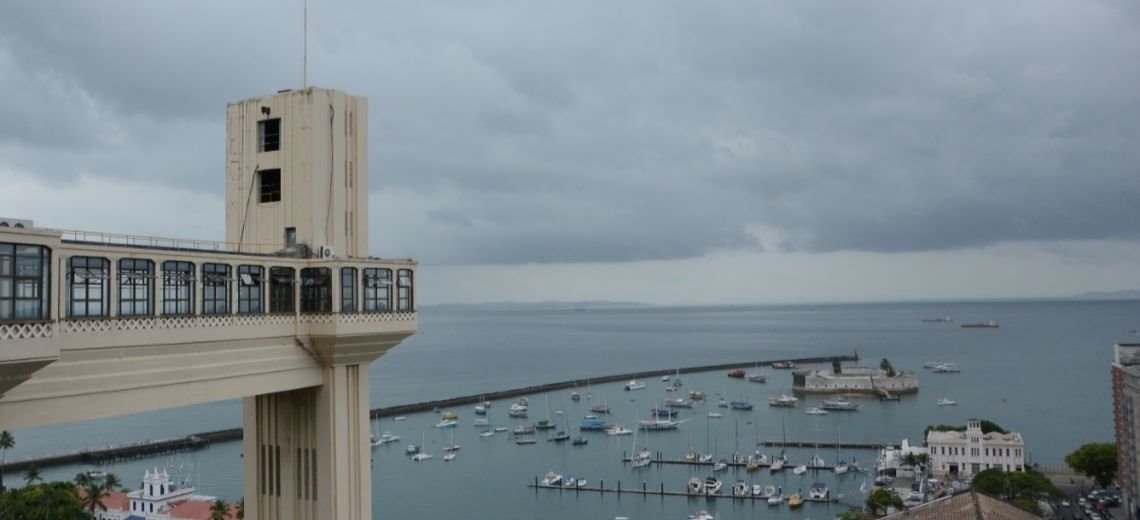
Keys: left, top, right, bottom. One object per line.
{"left": 9, "top": 299, "right": 1137, "bottom": 519}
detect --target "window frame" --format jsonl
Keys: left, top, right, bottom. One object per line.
{"left": 237, "top": 265, "right": 264, "bottom": 314}
{"left": 268, "top": 266, "right": 295, "bottom": 313}
{"left": 118, "top": 258, "right": 154, "bottom": 317}
{"left": 340, "top": 267, "right": 357, "bottom": 313}
{"left": 0, "top": 243, "right": 51, "bottom": 322}
{"left": 259, "top": 169, "right": 282, "bottom": 203}
{"left": 258, "top": 118, "right": 281, "bottom": 152}
{"left": 201, "top": 263, "right": 231, "bottom": 315}
{"left": 300, "top": 267, "right": 332, "bottom": 313}
{"left": 161, "top": 260, "right": 195, "bottom": 316}
{"left": 362, "top": 268, "right": 391, "bottom": 312}
{"left": 397, "top": 269, "right": 414, "bottom": 311}
{"left": 68, "top": 256, "right": 110, "bottom": 318}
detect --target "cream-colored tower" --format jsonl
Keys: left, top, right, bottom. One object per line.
{"left": 226, "top": 87, "right": 369, "bottom": 257}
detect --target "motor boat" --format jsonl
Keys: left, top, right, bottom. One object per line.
{"left": 623, "top": 380, "right": 646, "bottom": 391}
{"left": 606, "top": 425, "right": 632, "bottom": 436}
{"left": 713, "top": 459, "right": 728, "bottom": 472}
{"left": 570, "top": 391, "right": 581, "bottom": 401}
{"left": 730, "top": 400, "right": 754, "bottom": 410}
{"left": 405, "top": 444, "right": 419, "bottom": 455}
{"left": 768, "top": 394, "right": 799, "bottom": 407}
{"left": 479, "top": 431, "right": 495, "bottom": 438}
{"left": 821, "top": 398, "right": 860, "bottom": 411}
{"left": 474, "top": 405, "right": 487, "bottom": 415}
{"left": 442, "top": 452, "right": 456, "bottom": 461}
{"left": 687, "top": 477, "right": 704, "bottom": 495}
{"left": 767, "top": 492, "right": 783, "bottom": 505}
{"left": 763, "top": 485, "right": 777, "bottom": 498}
{"left": 834, "top": 461, "right": 850, "bottom": 475}
{"left": 805, "top": 407, "right": 828, "bottom": 415}
{"left": 727, "top": 369, "right": 745, "bottom": 378}
{"left": 549, "top": 430, "right": 570, "bottom": 442}
{"left": 433, "top": 419, "right": 458, "bottom": 428}
{"left": 513, "top": 425, "right": 536, "bottom": 435}
{"left": 699, "top": 453, "right": 714, "bottom": 463}
{"left": 411, "top": 451, "right": 433, "bottom": 461}
{"left": 933, "top": 363, "right": 962, "bottom": 373}
{"left": 703, "top": 476, "right": 722, "bottom": 495}
{"left": 373, "top": 431, "right": 400, "bottom": 446}
{"left": 665, "top": 397, "right": 692, "bottom": 408}
{"left": 689, "top": 511, "right": 715, "bottom": 520}
{"left": 717, "top": 398, "right": 729, "bottom": 408}
{"left": 563, "top": 476, "right": 577, "bottom": 488}
{"left": 590, "top": 403, "right": 610, "bottom": 414}
{"left": 473, "top": 418, "right": 490, "bottom": 428}
{"left": 937, "top": 397, "right": 958, "bottom": 406}
{"left": 689, "top": 390, "right": 705, "bottom": 400}
{"left": 662, "top": 375, "right": 670, "bottom": 382}
{"left": 637, "top": 419, "right": 681, "bottom": 431}
{"left": 631, "top": 449, "right": 653, "bottom": 468}
{"left": 809, "top": 482, "right": 829, "bottom": 500}
{"left": 540, "top": 471, "right": 563, "bottom": 486}
{"left": 770, "top": 457, "right": 785, "bottom": 473}
{"left": 752, "top": 484, "right": 765, "bottom": 496}
{"left": 793, "top": 464, "right": 807, "bottom": 475}
{"left": 572, "top": 436, "right": 588, "bottom": 446}
{"left": 707, "top": 412, "right": 723, "bottom": 419}
{"left": 732, "top": 480, "right": 749, "bottom": 497}
{"left": 788, "top": 493, "right": 803, "bottom": 508}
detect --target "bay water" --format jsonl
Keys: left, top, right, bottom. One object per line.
{"left": 7, "top": 299, "right": 1136, "bottom": 519}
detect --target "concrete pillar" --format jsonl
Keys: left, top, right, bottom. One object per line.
{"left": 244, "top": 364, "right": 371, "bottom": 520}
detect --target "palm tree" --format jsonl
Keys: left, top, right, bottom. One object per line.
{"left": 0, "top": 430, "right": 14, "bottom": 491}
{"left": 79, "top": 482, "right": 108, "bottom": 513}
{"left": 103, "top": 472, "right": 123, "bottom": 493}
{"left": 209, "top": 498, "right": 229, "bottom": 520}
{"left": 24, "top": 465, "right": 41, "bottom": 487}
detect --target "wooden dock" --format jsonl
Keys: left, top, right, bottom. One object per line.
{"left": 620, "top": 455, "right": 837, "bottom": 472}
{"left": 760, "top": 440, "right": 886, "bottom": 450}
{"left": 527, "top": 478, "right": 838, "bottom": 504}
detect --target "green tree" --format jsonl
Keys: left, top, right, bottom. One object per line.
{"left": 837, "top": 508, "right": 872, "bottom": 520}
{"left": 209, "top": 498, "right": 230, "bottom": 520}
{"left": 0, "top": 480, "right": 87, "bottom": 520}
{"left": 24, "top": 465, "right": 42, "bottom": 486}
{"left": 103, "top": 472, "right": 123, "bottom": 493}
{"left": 1065, "top": 443, "right": 1116, "bottom": 488}
{"left": 866, "top": 487, "right": 904, "bottom": 516}
{"left": 880, "top": 358, "right": 896, "bottom": 377}
{"left": 971, "top": 468, "right": 1062, "bottom": 501}
{"left": 75, "top": 473, "right": 109, "bottom": 514}
{"left": 0, "top": 430, "right": 13, "bottom": 491}
{"left": 924, "top": 420, "right": 1008, "bottom": 438}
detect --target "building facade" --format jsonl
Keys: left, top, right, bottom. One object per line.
{"left": 0, "top": 87, "right": 415, "bottom": 520}
{"left": 1113, "top": 343, "right": 1140, "bottom": 520}
{"left": 792, "top": 366, "right": 919, "bottom": 394}
{"left": 926, "top": 419, "right": 1025, "bottom": 478}
{"left": 92, "top": 468, "right": 238, "bottom": 520}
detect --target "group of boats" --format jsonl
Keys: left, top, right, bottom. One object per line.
{"left": 539, "top": 471, "right": 589, "bottom": 489}
{"left": 684, "top": 477, "right": 829, "bottom": 504}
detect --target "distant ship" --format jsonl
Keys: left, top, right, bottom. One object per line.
{"left": 960, "top": 320, "right": 999, "bottom": 329}
{"left": 921, "top": 316, "right": 953, "bottom": 323}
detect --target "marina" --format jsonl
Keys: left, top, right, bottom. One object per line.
{"left": 527, "top": 479, "right": 840, "bottom": 503}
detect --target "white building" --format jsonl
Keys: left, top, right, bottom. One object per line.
{"left": 93, "top": 468, "right": 234, "bottom": 520}
{"left": 926, "top": 418, "right": 1025, "bottom": 478}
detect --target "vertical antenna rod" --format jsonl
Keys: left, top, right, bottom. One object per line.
{"left": 303, "top": 0, "right": 308, "bottom": 88}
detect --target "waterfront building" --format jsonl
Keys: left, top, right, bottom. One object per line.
{"left": 91, "top": 468, "right": 236, "bottom": 520}
{"left": 792, "top": 366, "right": 919, "bottom": 394}
{"left": 0, "top": 87, "right": 417, "bottom": 520}
{"left": 926, "top": 419, "right": 1025, "bottom": 478}
{"left": 879, "top": 489, "right": 1041, "bottom": 520}
{"left": 877, "top": 438, "right": 928, "bottom": 476}
{"left": 1112, "top": 343, "right": 1140, "bottom": 519}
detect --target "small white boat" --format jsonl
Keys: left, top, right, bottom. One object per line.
{"left": 699, "top": 453, "right": 714, "bottom": 463}
{"left": 751, "top": 484, "right": 765, "bottom": 496}
{"left": 809, "top": 482, "right": 829, "bottom": 500}
{"left": 623, "top": 380, "right": 646, "bottom": 391}
{"left": 576, "top": 480, "right": 587, "bottom": 488}
{"left": 606, "top": 425, "right": 633, "bottom": 436}
{"left": 662, "top": 375, "right": 670, "bottom": 382}
{"left": 473, "top": 418, "right": 490, "bottom": 428}
{"left": 554, "top": 409, "right": 564, "bottom": 416}
{"left": 631, "top": 449, "right": 653, "bottom": 468}
{"left": 937, "top": 397, "right": 958, "bottom": 406}
{"left": 373, "top": 431, "right": 400, "bottom": 446}
{"left": 805, "top": 407, "right": 828, "bottom": 416}
{"left": 393, "top": 416, "right": 406, "bottom": 421}
{"left": 793, "top": 464, "right": 807, "bottom": 475}
{"left": 747, "top": 373, "right": 767, "bottom": 383}
{"left": 540, "top": 471, "right": 563, "bottom": 486}
{"left": 933, "top": 363, "right": 962, "bottom": 373}
{"left": 707, "top": 412, "right": 723, "bottom": 418}
{"left": 767, "top": 493, "right": 783, "bottom": 505}
{"left": 405, "top": 444, "right": 419, "bottom": 455}
{"left": 763, "top": 485, "right": 777, "bottom": 498}
{"left": 411, "top": 452, "right": 433, "bottom": 461}
{"left": 713, "top": 460, "right": 728, "bottom": 472}
{"left": 809, "top": 455, "right": 826, "bottom": 467}
{"left": 704, "top": 476, "right": 722, "bottom": 495}
{"left": 494, "top": 426, "right": 509, "bottom": 432}
{"left": 834, "top": 461, "right": 850, "bottom": 475}
{"left": 769, "top": 458, "right": 785, "bottom": 473}
{"left": 923, "top": 361, "right": 943, "bottom": 369}
{"left": 689, "top": 510, "right": 715, "bottom": 520}
{"left": 563, "top": 476, "right": 577, "bottom": 488}
{"left": 479, "top": 431, "right": 495, "bottom": 437}
{"left": 443, "top": 443, "right": 461, "bottom": 452}
{"left": 442, "top": 452, "right": 456, "bottom": 462}
{"left": 732, "top": 480, "right": 749, "bottom": 496}
{"left": 768, "top": 394, "right": 799, "bottom": 407}
{"left": 687, "top": 477, "right": 704, "bottom": 495}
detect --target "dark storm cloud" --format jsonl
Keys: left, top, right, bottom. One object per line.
{"left": 2, "top": 1, "right": 1138, "bottom": 264}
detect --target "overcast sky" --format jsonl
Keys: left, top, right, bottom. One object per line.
{"left": 1, "top": 1, "right": 1138, "bottom": 305}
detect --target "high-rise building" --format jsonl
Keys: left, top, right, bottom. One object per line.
{"left": 1113, "top": 343, "right": 1140, "bottom": 519}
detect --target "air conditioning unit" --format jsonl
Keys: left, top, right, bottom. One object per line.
{"left": 0, "top": 217, "right": 33, "bottom": 229}
{"left": 318, "top": 245, "right": 337, "bottom": 259}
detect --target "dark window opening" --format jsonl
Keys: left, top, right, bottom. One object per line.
{"left": 340, "top": 267, "right": 357, "bottom": 312}
{"left": 161, "top": 260, "right": 194, "bottom": 315}
{"left": 118, "top": 258, "right": 153, "bottom": 316}
{"left": 269, "top": 266, "right": 295, "bottom": 313}
{"left": 238, "top": 265, "right": 264, "bottom": 314}
{"left": 300, "top": 268, "right": 332, "bottom": 313}
{"left": 258, "top": 118, "right": 281, "bottom": 152}
{"left": 362, "top": 268, "right": 391, "bottom": 312}
{"left": 397, "top": 269, "right": 414, "bottom": 311}
{"left": 202, "top": 263, "right": 231, "bottom": 315}
{"left": 68, "top": 256, "right": 110, "bottom": 317}
{"left": 259, "top": 169, "right": 281, "bottom": 203}
{"left": 285, "top": 227, "right": 297, "bottom": 247}
{"left": 0, "top": 243, "right": 51, "bottom": 321}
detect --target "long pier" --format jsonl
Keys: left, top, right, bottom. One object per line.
{"left": 526, "top": 478, "right": 838, "bottom": 503}
{"left": 1, "top": 354, "right": 855, "bottom": 472}
{"left": 761, "top": 440, "right": 887, "bottom": 450}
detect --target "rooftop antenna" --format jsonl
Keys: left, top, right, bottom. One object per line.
{"left": 302, "top": 0, "right": 308, "bottom": 88}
